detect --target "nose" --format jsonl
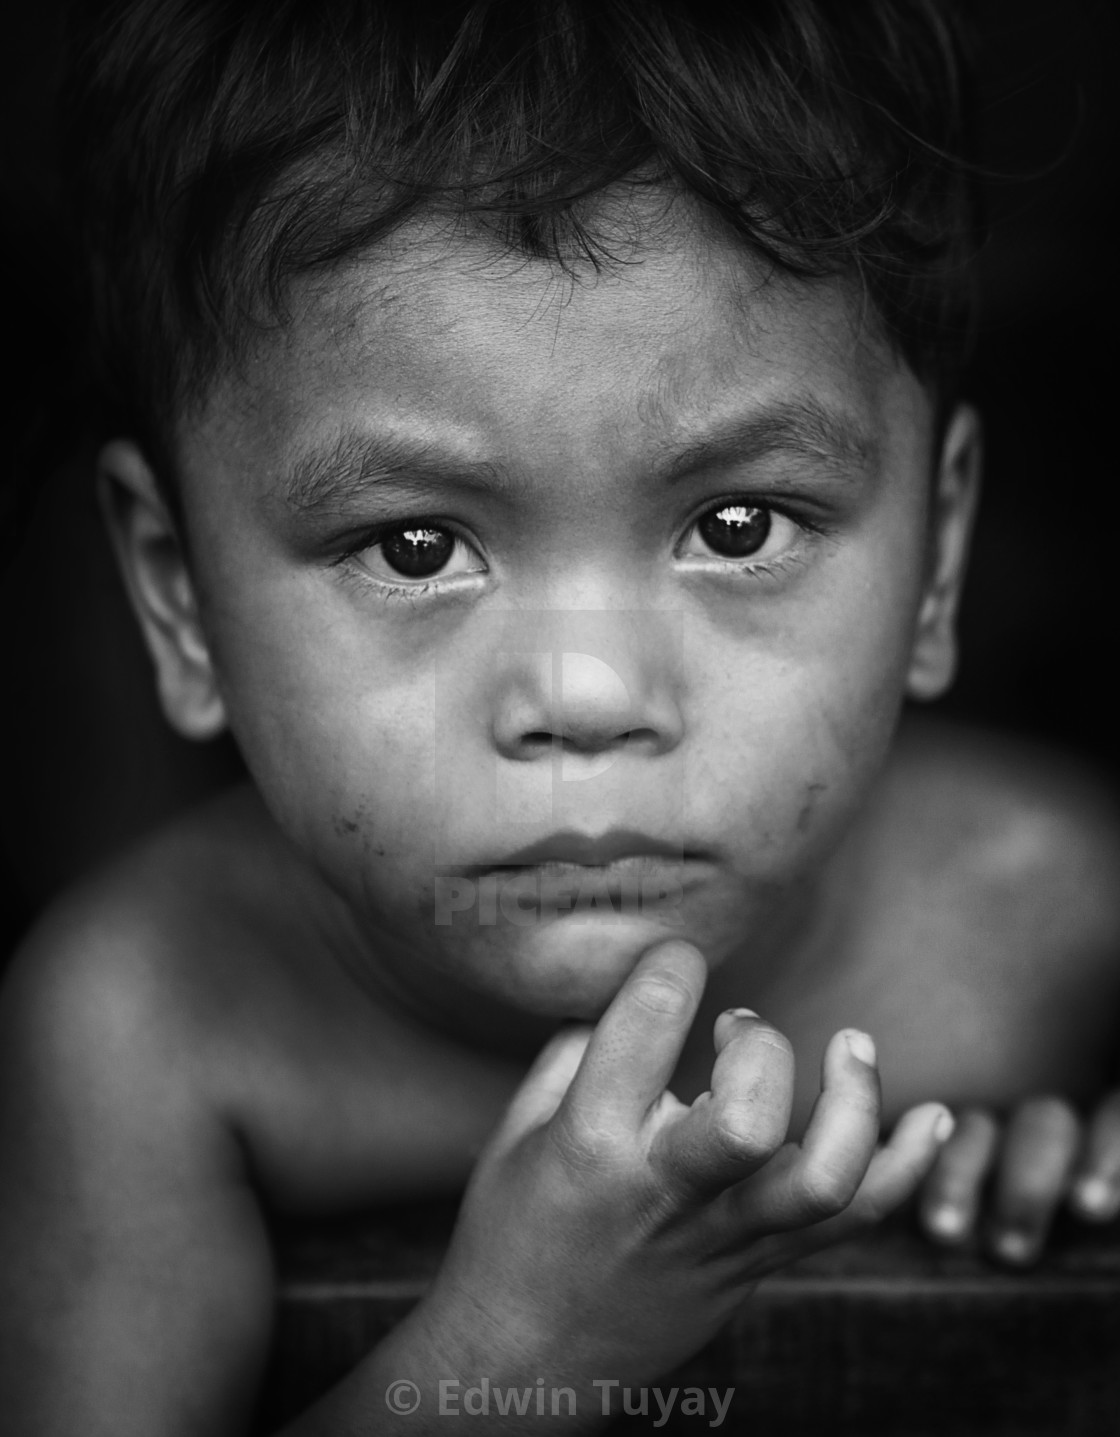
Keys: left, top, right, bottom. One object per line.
{"left": 491, "top": 626, "right": 684, "bottom": 763}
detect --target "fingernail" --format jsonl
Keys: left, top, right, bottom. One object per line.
{"left": 724, "top": 1007, "right": 759, "bottom": 1019}
{"left": 926, "top": 1204, "right": 968, "bottom": 1239}
{"left": 932, "top": 1108, "right": 955, "bottom": 1143}
{"left": 993, "top": 1229, "right": 1036, "bottom": 1265}
{"left": 844, "top": 1030, "right": 877, "bottom": 1066}
{"left": 1073, "top": 1176, "right": 1118, "bottom": 1218}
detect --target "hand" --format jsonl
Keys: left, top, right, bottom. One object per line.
{"left": 918, "top": 1093, "right": 1120, "bottom": 1265}
{"left": 406, "top": 938, "right": 952, "bottom": 1397}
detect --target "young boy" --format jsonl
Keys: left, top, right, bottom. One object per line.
{"left": 2, "top": 1, "right": 1119, "bottom": 1431}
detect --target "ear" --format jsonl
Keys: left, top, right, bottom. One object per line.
{"left": 97, "top": 439, "right": 227, "bottom": 740}
{"left": 906, "top": 403, "right": 982, "bottom": 701}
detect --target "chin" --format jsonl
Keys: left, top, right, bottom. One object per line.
{"left": 461, "top": 910, "right": 704, "bottom": 1021}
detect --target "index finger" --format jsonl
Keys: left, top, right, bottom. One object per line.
{"left": 555, "top": 939, "right": 706, "bottom": 1139}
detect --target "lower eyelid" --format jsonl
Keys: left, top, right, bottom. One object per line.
{"left": 340, "top": 553, "right": 489, "bottom": 605}
{"left": 677, "top": 549, "right": 809, "bottom": 582}
{"left": 337, "top": 563, "right": 478, "bottom": 608}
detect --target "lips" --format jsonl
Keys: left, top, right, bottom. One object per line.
{"left": 484, "top": 827, "right": 691, "bottom": 872}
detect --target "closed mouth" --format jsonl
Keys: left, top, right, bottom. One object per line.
{"left": 468, "top": 833, "right": 713, "bottom": 885}
{"left": 482, "top": 827, "right": 695, "bottom": 873}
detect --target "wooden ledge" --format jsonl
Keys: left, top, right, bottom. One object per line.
{"left": 258, "top": 1202, "right": 1120, "bottom": 1434}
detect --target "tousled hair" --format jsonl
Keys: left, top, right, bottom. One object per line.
{"left": 64, "top": 0, "right": 981, "bottom": 468}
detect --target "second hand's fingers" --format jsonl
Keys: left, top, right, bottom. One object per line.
{"left": 986, "top": 1097, "right": 1080, "bottom": 1266}
{"left": 552, "top": 940, "right": 707, "bottom": 1145}
{"left": 743, "top": 1101, "right": 954, "bottom": 1270}
{"left": 725, "top": 1028, "right": 883, "bottom": 1232}
{"left": 1070, "top": 1091, "right": 1120, "bottom": 1222}
{"left": 853, "top": 1101, "right": 957, "bottom": 1225}
{"left": 652, "top": 1011, "right": 795, "bottom": 1200}
{"left": 919, "top": 1108, "right": 999, "bottom": 1244}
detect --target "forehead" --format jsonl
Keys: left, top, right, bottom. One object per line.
{"left": 187, "top": 192, "right": 926, "bottom": 483}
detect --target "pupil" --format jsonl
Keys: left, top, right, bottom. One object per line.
{"left": 381, "top": 525, "right": 455, "bottom": 578}
{"left": 698, "top": 504, "right": 770, "bottom": 558}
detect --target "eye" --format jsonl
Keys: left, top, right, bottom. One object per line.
{"left": 356, "top": 521, "right": 485, "bottom": 584}
{"left": 692, "top": 504, "right": 771, "bottom": 558}
{"left": 680, "top": 501, "right": 802, "bottom": 565}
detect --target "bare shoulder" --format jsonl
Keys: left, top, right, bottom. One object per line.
{"left": 0, "top": 781, "right": 373, "bottom": 1202}
{"left": 881, "top": 713, "right": 1120, "bottom": 955}
{"left": 0, "top": 787, "right": 290, "bottom": 1432}
{"left": 847, "top": 713, "right": 1120, "bottom": 1104}
{"left": 2, "top": 784, "right": 313, "bottom": 1088}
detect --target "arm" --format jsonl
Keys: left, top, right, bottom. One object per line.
{"left": 0, "top": 922, "right": 275, "bottom": 1437}
{"left": 916, "top": 763, "right": 1120, "bottom": 1264}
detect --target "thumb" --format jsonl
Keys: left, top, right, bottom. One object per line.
{"left": 488, "top": 1025, "right": 594, "bottom": 1154}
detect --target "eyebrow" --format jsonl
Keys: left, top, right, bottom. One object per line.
{"left": 279, "top": 396, "right": 878, "bottom": 516}
{"left": 281, "top": 430, "right": 510, "bottom": 516}
{"left": 654, "top": 397, "right": 880, "bottom": 486}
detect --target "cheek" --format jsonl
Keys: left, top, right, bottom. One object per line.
{"left": 203, "top": 584, "right": 443, "bottom": 866}
{"left": 692, "top": 580, "right": 918, "bottom": 861}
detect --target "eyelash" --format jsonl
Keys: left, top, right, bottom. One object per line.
{"left": 333, "top": 518, "right": 484, "bottom": 602}
{"left": 336, "top": 499, "right": 828, "bottom": 601}
{"left": 676, "top": 497, "right": 828, "bottom": 581}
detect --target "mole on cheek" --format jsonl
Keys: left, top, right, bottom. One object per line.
{"left": 796, "top": 781, "right": 829, "bottom": 833}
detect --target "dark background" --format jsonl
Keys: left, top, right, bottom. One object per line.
{"left": 1, "top": 0, "right": 1117, "bottom": 957}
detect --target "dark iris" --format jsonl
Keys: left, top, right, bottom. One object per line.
{"left": 380, "top": 525, "right": 455, "bottom": 578}
{"left": 697, "top": 504, "right": 770, "bottom": 558}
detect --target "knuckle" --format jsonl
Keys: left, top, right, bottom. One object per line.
{"left": 795, "top": 1161, "right": 860, "bottom": 1220}
{"left": 843, "top": 1087, "right": 882, "bottom": 1121}
{"left": 750, "top": 1027, "right": 795, "bottom": 1063}
{"left": 550, "top": 1111, "right": 627, "bottom": 1174}
{"left": 710, "top": 1100, "right": 784, "bottom": 1166}
{"left": 629, "top": 973, "right": 694, "bottom": 1017}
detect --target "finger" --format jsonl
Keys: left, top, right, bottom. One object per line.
{"left": 987, "top": 1097, "right": 1080, "bottom": 1266}
{"left": 852, "top": 1101, "right": 958, "bottom": 1225}
{"left": 652, "top": 1011, "right": 794, "bottom": 1200}
{"left": 727, "top": 1028, "right": 884, "bottom": 1231}
{"left": 490, "top": 1025, "right": 594, "bottom": 1151}
{"left": 712, "top": 1006, "right": 761, "bottom": 1054}
{"left": 919, "top": 1109, "right": 999, "bottom": 1244}
{"left": 1070, "top": 1092, "right": 1120, "bottom": 1222}
{"left": 554, "top": 939, "right": 707, "bottom": 1139}
{"left": 743, "top": 1102, "right": 954, "bottom": 1269}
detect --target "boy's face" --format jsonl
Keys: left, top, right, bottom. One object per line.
{"left": 122, "top": 194, "right": 974, "bottom": 1029}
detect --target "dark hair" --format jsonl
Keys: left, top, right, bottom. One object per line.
{"left": 64, "top": 0, "right": 981, "bottom": 469}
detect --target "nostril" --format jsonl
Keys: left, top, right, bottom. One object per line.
{"left": 622, "top": 726, "right": 662, "bottom": 752}
{"left": 517, "top": 727, "right": 660, "bottom": 756}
